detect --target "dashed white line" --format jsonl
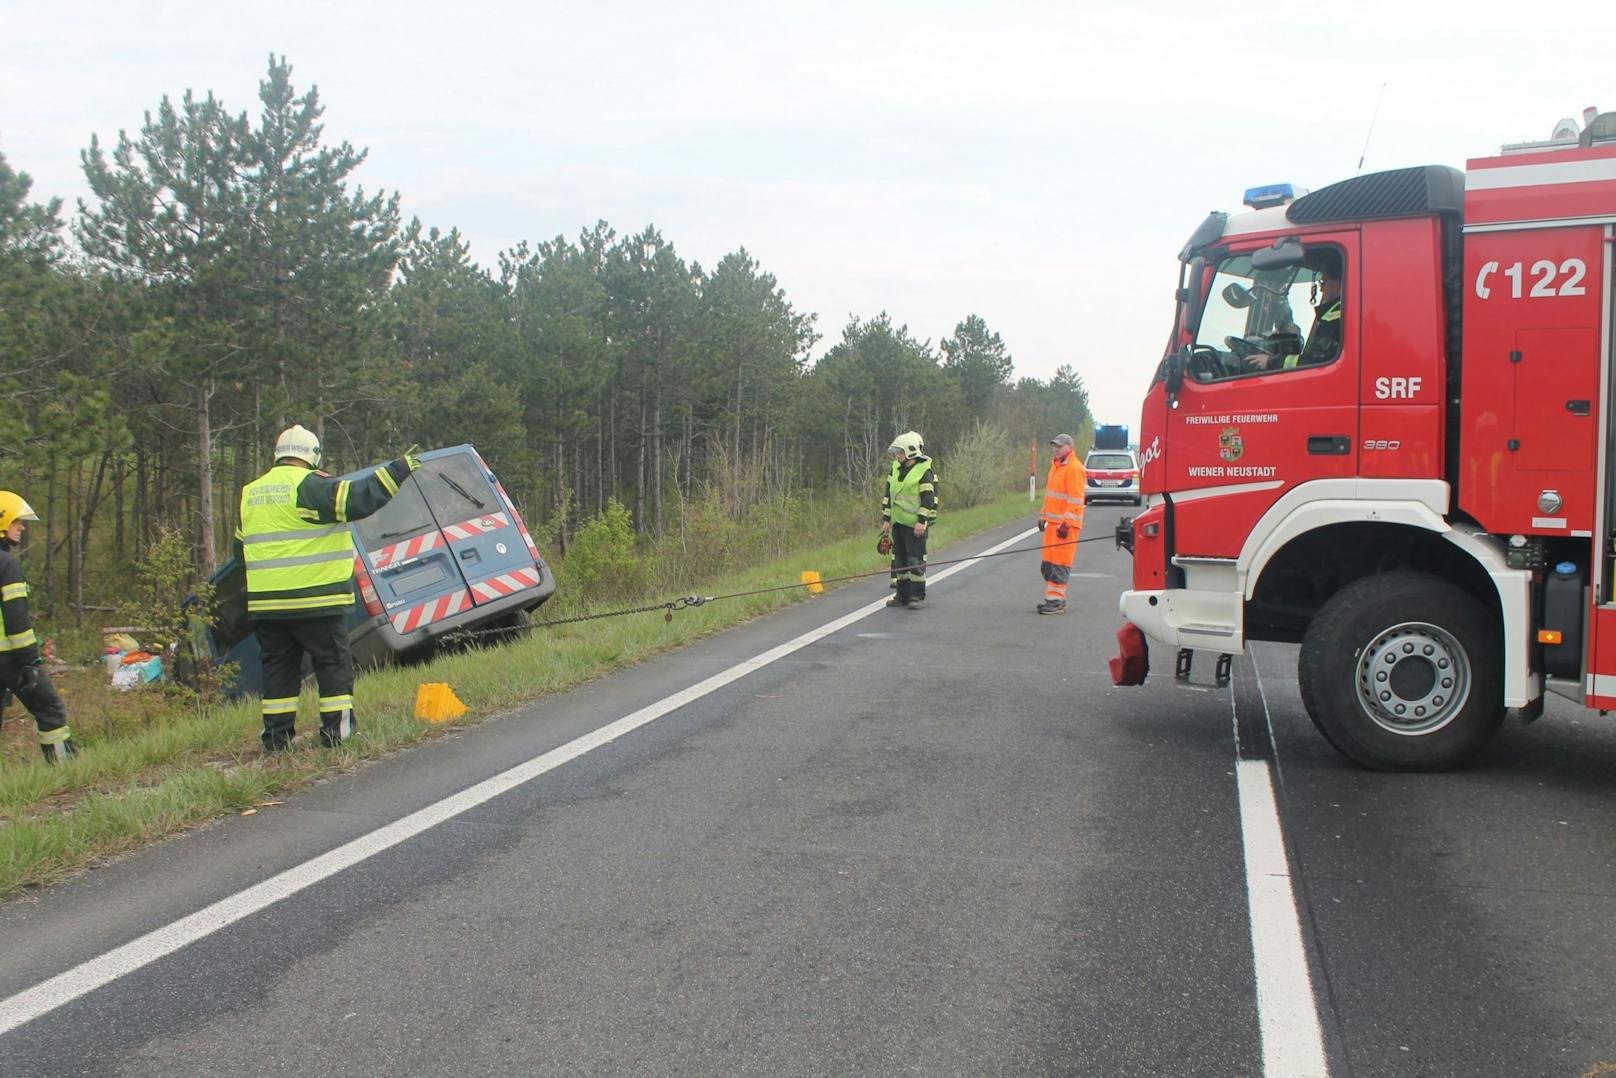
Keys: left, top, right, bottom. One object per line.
{"left": 0, "top": 528, "right": 1037, "bottom": 1037}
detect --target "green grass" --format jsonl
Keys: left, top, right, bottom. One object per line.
{"left": 0, "top": 493, "right": 1038, "bottom": 897}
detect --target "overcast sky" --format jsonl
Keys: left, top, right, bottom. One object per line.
{"left": 5, "top": 0, "right": 1613, "bottom": 432}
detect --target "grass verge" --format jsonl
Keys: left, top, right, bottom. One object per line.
{"left": 0, "top": 494, "right": 1038, "bottom": 898}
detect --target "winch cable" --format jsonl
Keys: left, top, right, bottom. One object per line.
{"left": 450, "top": 530, "right": 1121, "bottom": 640}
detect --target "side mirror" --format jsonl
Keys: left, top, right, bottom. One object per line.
{"left": 1221, "top": 282, "right": 1255, "bottom": 309}
{"left": 1164, "top": 349, "right": 1186, "bottom": 402}
{"left": 1251, "top": 236, "right": 1306, "bottom": 271}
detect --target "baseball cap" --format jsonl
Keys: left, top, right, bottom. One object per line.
{"left": 1049, "top": 433, "right": 1074, "bottom": 447}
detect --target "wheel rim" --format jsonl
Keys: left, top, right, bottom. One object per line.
{"left": 1355, "top": 621, "right": 1472, "bottom": 736}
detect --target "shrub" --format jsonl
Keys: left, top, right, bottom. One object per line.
{"left": 561, "top": 500, "right": 650, "bottom": 604}
{"left": 115, "top": 528, "right": 235, "bottom": 703}
{"left": 942, "top": 420, "right": 1020, "bottom": 509}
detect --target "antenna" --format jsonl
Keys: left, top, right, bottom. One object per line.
{"left": 1357, "top": 83, "right": 1388, "bottom": 174}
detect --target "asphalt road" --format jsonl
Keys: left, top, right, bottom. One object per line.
{"left": 1, "top": 506, "right": 1613, "bottom": 1077}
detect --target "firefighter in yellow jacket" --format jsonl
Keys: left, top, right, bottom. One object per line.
{"left": 0, "top": 492, "right": 75, "bottom": 762}
{"left": 880, "top": 431, "right": 938, "bottom": 610}
{"left": 235, "top": 425, "right": 419, "bottom": 752}
{"left": 1036, "top": 433, "right": 1086, "bottom": 614}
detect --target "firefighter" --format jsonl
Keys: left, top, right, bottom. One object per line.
{"left": 880, "top": 430, "right": 937, "bottom": 610}
{"left": 237, "top": 425, "right": 419, "bottom": 752}
{"left": 1036, "top": 433, "right": 1086, "bottom": 614}
{"left": 1245, "top": 255, "right": 1344, "bottom": 371}
{"left": 0, "top": 492, "right": 75, "bottom": 762}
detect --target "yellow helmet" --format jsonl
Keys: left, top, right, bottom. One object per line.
{"left": 888, "top": 431, "right": 925, "bottom": 459}
{"left": 0, "top": 491, "right": 39, "bottom": 533}
{"left": 273, "top": 424, "right": 322, "bottom": 468}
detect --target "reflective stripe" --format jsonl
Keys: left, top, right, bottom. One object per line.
{"left": 1, "top": 582, "right": 26, "bottom": 601}
{"left": 38, "top": 726, "right": 72, "bottom": 745}
{"left": 374, "top": 465, "right": 398, "bottom": 497}
{"left": 1320, "top": 301, "right": 1341, "bottom": 323}
{"left": 1044, "top": 490, "right": 1083, "bottom": 504}
{"left": 0, "top": 629, "right": 37, "bottom": 652}
{"left": 335, "top": 479, "right": 353, "bottom": 522}
{"left": 318, "top": 695, "right": 354, "bottom": 711}
{"left": 1041, "top": 511, "right": 1081, "bottom": 523}
{"left": 248, "top": 593, "right": 353, "bottom": 613}
{"left": 240, "top": 525, "right": 347, "bottom": 544}
{"left": 261, "top": 697, "right": 299, "bottom": 714}
{"left": 245, "top": 549, "right": 357, "bottom": 570}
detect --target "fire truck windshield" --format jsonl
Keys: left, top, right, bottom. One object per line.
{"left": 1189, "top": 252, "right": 1322, "bottom": 380}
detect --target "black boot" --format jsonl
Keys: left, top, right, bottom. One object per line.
{"left": 39, "top": 737, "right": 77, "bottom": 764}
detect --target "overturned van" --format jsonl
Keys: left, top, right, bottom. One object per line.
{"left": 204, "top": 444, "right": 556, "bottom": 696}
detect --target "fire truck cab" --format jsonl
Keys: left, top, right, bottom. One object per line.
{"left": 1115, "top": 108, "right": 1616, "bottom": 770}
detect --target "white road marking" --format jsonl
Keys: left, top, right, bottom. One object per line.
{"left": 1235, "top": 647, "right": 1330, "bottom": 1077}
{"left": 0, "top": 528, "right": 1038, "bottom": 1036}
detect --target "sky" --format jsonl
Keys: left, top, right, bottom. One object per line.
{"left": 5, "top": 0, "right": 1614, "bottom": 431}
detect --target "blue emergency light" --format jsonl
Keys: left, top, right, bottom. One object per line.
{"left": 1242, "top": 183, "right": 1307, "bottom": 210}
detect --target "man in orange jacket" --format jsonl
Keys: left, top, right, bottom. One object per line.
{"left": 1036, "top": 433, "right": 1086, "bottom": 614}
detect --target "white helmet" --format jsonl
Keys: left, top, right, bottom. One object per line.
{"left": 888, "top": 430, "right": 925, "bottom": 459}
{"left": 273, "top": 424, "right": 322, "bottom": 468}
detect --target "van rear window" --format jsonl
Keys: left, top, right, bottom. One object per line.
{"left": 1086, "top": 453, "right": 1135, "bottom": 470}
{"left": 353, "top": 483, "right": 437, "bottom": 550}
{"left": 421, "top": 454, "right": 499, "bottom": 525}
{"left": 351, "top": 452, "right": 502, "bottom": 552}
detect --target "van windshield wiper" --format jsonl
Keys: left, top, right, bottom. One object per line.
{"left": 438, "top": 472, "right": 486, "bottom": 510}
{"left": 375, "top": 524, "right": 434, "bottom": 541}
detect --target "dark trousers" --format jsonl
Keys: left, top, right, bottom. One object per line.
{"left": 253, "top": 616, "right": 355, "bottom": 749}
{"left": 0, "top": 660, "right": 69, "bottom": 736}
{"left": 889, "top": 523, "right": 928, "bottom": 602}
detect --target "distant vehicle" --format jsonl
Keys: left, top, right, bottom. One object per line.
{"left": 202, "top": 444, "right": 556, "bottom": 696}
{"left": 1093, "top": 424, "right": 1130, "bottom": 450}
{"left": 1084, "top": 449, "right": 1142, "bottom": 506}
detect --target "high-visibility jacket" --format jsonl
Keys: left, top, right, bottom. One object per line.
{"left": 884, "top": 457, "right": 938, "bottom": 528}
{"left": 237, "top": 459, "right": 411, "bottom": 619}
{"left": 1040, "top": 454, "right": 1086, "bottom": 567}
{"left": 0, "top": 547, "right": 40, "bottom": 665}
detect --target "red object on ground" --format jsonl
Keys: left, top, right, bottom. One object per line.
{"left": 1109, "top": 623, "right": 1149, "bottom": 686}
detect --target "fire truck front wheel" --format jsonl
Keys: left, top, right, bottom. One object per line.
{"left": 1298, "top": 571, "right": 1504, "bottom": 772}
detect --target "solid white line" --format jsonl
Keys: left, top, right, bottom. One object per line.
{"left": 0, "top": 528, "right": 1038, "bottom": 1037}
{"left": 1235, "top": 649, "right": 1329, "bottom": 1077}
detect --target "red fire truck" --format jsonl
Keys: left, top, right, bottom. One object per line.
{"left": 1111, "top": 108, "right": 1616, "bottom": 770}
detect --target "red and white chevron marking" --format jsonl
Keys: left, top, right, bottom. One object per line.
{"left": 442, "top": 512, "right": 510, "bottom": 542}
{"left": 391, "top": 589, "right": 472, "bottom": 634}
{"left": 469, "top": 566, "right": 542, "bottom": 603}
{"left": 369, "top": 530, "right": 443, "bottom": 570}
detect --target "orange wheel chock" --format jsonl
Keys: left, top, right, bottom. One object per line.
{"left": 415, "top": 682, "right": 468, "bottom": 723}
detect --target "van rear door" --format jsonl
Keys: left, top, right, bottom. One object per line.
{"left": 351, "top": 453, "right": 473, "bottom": 635}
{"left": 409, "top": 446, "right": 542, "bottom": 609}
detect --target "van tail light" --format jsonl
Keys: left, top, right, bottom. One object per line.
{"left": 355, "top": 556, "right": 384, "bottom": 617}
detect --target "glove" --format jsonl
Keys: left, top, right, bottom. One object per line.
{"left": 1037, "top": 520, "right": 1046, "bottom": 533}
{"left": 403, "top": 444, "right": 423, "bottom": 473}
{"left": 877, "top": 535, "right": 893, "bottom": 556}
{"left": 1056, "top": 524, "right": 1071, "bottom": 539}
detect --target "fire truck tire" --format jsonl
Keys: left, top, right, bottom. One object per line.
{"left": 1298, "top": 571, "right": 1504, "bottom": 771}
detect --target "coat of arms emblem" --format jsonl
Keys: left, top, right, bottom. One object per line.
{"left": 1218, "top": 427, "right": 1244, "bottom": 463}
